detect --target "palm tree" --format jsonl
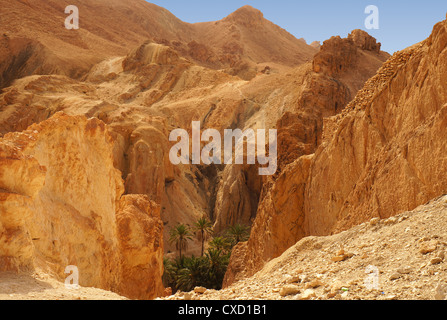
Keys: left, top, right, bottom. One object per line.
{"left": 205, "top": 248, "right": 230, "bottom": 289}
{"left": 176, "top": 257, "right": 208, "bottom": 292}
{"left": 162, "top": 257, "right": 178, "bottom": 289}
{"left": 227, "top": 223, "right": 250, "bottom": 247}
{"left": 209, "top": 236, "right": 232, "bottom": 253}
{"left": 194, "top": 216, "right": 213, "bottom": 257}
{"left": 169, "top": 224, "right": 193, "bottom": 258}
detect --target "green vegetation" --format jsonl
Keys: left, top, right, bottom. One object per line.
{"left": 226, "top": 223, "right": 250, "bottom": 246}
{"left": 208, "top": 236, "right": 232, "bottom": 253}
{"left": 163, "top": 221, "right": 250, "bottom": 292}
{"left": 194, "top": 216, "right": 213, "bottom": 257}
{"left": 168, "top": 223, "right": 193, "bottom": 259}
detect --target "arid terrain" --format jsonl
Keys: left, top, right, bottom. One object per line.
{"left": 3, "top": 195, "right": 447, "bottom": 300}
{"left": 0, "top": 0, "right": 446, "bottom": 300}
{"left": 165, "top": 196, "right": 447, "bottom": 300}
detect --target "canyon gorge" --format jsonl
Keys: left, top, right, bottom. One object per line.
{"left": 0, "top": 0, "right": 446, "bottom": 300}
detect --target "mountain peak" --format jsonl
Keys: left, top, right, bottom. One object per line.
{"left": 224, "top": 5, "right": 265, "bottom": 26}
{"left": 233, "top": 5, "right": 263, "bottom": 14}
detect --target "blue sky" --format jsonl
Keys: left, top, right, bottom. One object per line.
{"left": 147, "top": 0, "right": 446, "bottom": 54}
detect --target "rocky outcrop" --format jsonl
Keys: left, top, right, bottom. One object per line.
{"left": 306, "top": 19, "right": 447, "bottom": 235}
{"left": 313, "top": 29, "right": 387, "bottom": 77}
{"left": 213, "top": 164, "right": 262, "bottom": 234}
{"left": 224, "top": 18, "right": 447, "bottom": 286}
{"left": 116, "top": 195, "right": 164, "bottom": 299}
{"left": 0, "top": 113, "right": 164, "bottom": 299}
{"left": 120, "top": 120, "right": 173, "bottom": 205}
{"left": 348, "top": 29, "right": 382, "bottom": 53}
{"left": 313, "top": 36, "right": 358, "bottom": 76}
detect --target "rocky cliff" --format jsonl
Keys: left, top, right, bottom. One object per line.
{"left": 219, "top": 30, "right": 389, "bottom": 282}
{"left": 307, "top": 19, "right": 447, "bottom": 235}
{"left": 0, "top": 113, "right": 164, "bottom": 300}
{"left": 212, "top": 30, "right": 389, "bottom": 235}
{"left": 224, "top": 17, "right": 447, "bottom": 287}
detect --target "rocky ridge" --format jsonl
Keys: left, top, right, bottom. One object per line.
{"left": 0, "top": 1, "right": 317, "bottom": 87}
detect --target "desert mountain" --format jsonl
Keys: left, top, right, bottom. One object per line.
{"left": 3, "top": 0, "right": 445, "bottom": 302}
{"left": 0, "top": 0, "right": 324, "bottom": 299}
{"left": 188, "top": 5, "right": 318, "bottom": 78}
{"left": 0, "top": 1, "right": 317, "bottom": 88}
{"left": 0, "top": 25, "right": 389, "bottom": 261}
{"left": 0, "top": 0, "right": 193, "bottom": 88}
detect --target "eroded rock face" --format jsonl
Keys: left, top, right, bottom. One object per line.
{"left": 307, "top": 20, "right": 447, "bottom": 235}
{"left": 117, "top": 195, "right": 164, "bottom": 300}
{"left": 213, "top": 164, "right": 262, "bottom": 234}
{"left": 123, "top": 122, "right": 172, "bottom": 204}
{"left": 215, "top": 31, "right": 388, "bottom": 236}
{"left": 313, "top": 36, "right": 358, "bottom": 76}
{"left": 223, "top": 155, "right": 313, "bottom": 287}
{"left": 0, "top": 113, "right": 164, "bottom": 299}
{"left": 313, "top": 29, "right": 387, "bottom": 77}
{"left": 224, "top": 19, "right": 447, "bottom": 286}
{"left": 221, "top": 30, "right": 388, "bottom": 267}
{"left": 348, "top": 29, "right": 382, "bottom": 53}
{"left": 0, "top": 139, "right": 45, "bottom": 271}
